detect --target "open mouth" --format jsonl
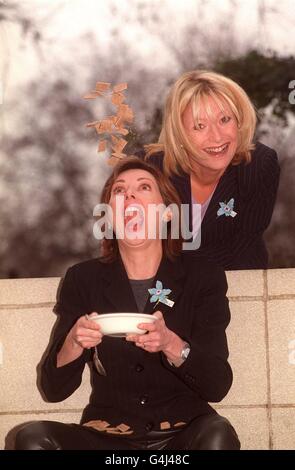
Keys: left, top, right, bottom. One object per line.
{"left": 204, "top": 143, "right": 229, "bottom": 156}
{"left": 124, "top": 204, "right": 145, "bottom": 231}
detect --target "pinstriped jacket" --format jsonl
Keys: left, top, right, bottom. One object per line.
{"left": 40, "top": 254, "right": 232, "bottom": 437}
{"left": 146, "top": 141, "right": 280, "bottom": 270}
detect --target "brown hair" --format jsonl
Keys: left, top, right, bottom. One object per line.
{"left": 145, "top": 70, "right": 257, "bottom": 176}
{"left": 98, "top": 156, "right": 183, "bottom": 262}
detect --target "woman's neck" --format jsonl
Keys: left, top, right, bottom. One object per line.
{"left": 190, "top": 168, "right": 221, "bottom": 204}
{"left": 119, "top": 242, "right": 163, "bottom": 280}
{"left": 190, "top": 163, "right": 225, "bottom": 187}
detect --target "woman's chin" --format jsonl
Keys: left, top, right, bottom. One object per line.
{"left": 119, "top": 236, "right": 160, "bottom": 250}
{"left": 119, "top": 237, "right": 148, "bottom": 248}
{"left": 209, "top": 158, "right": 231, "bottom": 171}
{"left": 204, "top": 152, "right": 234, "bottom": 172}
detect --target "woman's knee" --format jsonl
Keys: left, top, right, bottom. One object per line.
{"left": 193, "top": 414, "right": 240, "bottom": 450}
{"left": 15, "top": 421, "right": 60, "bottom": 450}
{"left": 169, "top": 414, "right": 241, "bottom": 450}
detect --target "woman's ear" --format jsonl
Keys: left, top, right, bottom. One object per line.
{"left": 162, "top": 208, "right": 173, "bottom": 222}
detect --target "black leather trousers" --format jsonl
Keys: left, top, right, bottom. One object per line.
{"left": 14, "top": 413, "right": 240, "bottom": 450}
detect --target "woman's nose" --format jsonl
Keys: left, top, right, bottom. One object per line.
{"left": 125, "top": 189, "right": 135, "bottom": 200}
{"left": 209, "top": 124, "right": 222, "bottom": 142}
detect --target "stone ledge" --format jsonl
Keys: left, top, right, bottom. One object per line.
{"left": 267, "top": 299, "right": 295, "bottom": 404}
{"left": 226, "top": 270, "right": 264, "bottom": 298}
{"left": 0, "top": 307, "right": 91, "bottom": 413}
{"left": 221, "top": 301, "right": 268, "bottom": 406}
{"left": 1, "top": 269, "right": 293, "bottom": 306}
{"left": 0, "top": 269, "right": 268, "bottom": 308}
{"left": 267, "top": 269, "right": 295, "bottom": 296}
{"left": 214, "top": 407, "right": 270, "bottom": 450}
{"left": 0, "top": 268, "right": 294, "bottom": 450}
{"left": 0, "top": 278, "right": 60, "bottom": 306}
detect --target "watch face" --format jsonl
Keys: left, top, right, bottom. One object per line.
{"left": 183, "top": 348, "right": 190, "bottom": 358}
{"left": 181, "top": 344, "right": 190, "bottom": 360}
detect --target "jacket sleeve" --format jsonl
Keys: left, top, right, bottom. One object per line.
{"left": 40, "top": 266, "right": 91, "bottom": 402}
{"left": 193, "top": 147, "right": 280, "bottom": 269}
{"left": 162, "top": 263, "right": 233, "bottom": 402}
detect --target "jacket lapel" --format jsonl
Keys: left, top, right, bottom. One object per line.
{"left": 171, "top": 164, "right": 238, "bottom": 231}
{"left": 171, "top": 172, "right": 191, "bottom": 206}
{"left": 201, "top": 164, "right": 237, "bottom": 227}
{"left": 101, "top": 258, "right": 138, "bottom": 313}
{"left": 143, "top": 256, "right": 185, "bottom": 319}
{"left": 101, "top": 255, "right": 186, "bottom": 321}
{"left": 171, "top": 172, "right": 193, "bottom": 234}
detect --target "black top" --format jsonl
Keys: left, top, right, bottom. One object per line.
{"left": 40, "top": 255, "right": 232, "bottom": 437}
{"left": 143, "top": 141, "right": 280, "bottom": 270}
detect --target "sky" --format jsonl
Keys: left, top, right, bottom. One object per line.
{"left": 0, "top": 0, "right": 294, "bottom": 141}
{"left": 1, "top": 0, "right": 295, "bottom": 97}
{"left": 0, "top": 0, "right": 295, "bottom": 163}
{"left": 0, "top": 0, "right": 294, "bottom": 273}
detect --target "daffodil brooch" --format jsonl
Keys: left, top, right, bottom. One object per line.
{"left": 148, "top": 281, "right": 174, "bottom": 308}
{"left": 217, "top": 198, "right": 237, "bottom": 218}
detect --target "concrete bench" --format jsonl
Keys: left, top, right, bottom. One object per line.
{"left": 1, "top": 269, "right": 295, "bottom": 450}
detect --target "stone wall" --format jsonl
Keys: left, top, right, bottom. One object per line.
{"left": 1, "top": 269, "right": 295, "bottom": 450}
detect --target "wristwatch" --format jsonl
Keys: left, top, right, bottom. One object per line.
{"left": 180, "top": 342, "right": 191, "bottom": 361}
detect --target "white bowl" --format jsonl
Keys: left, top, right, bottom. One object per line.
{"left": 89, "top": 313, "right": 156, "bottom": 337}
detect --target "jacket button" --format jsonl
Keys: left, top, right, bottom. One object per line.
{"left": 135, "top": 364, "right": 144, "bottom": 372}
{"left": 140, "top": 395, "right": 149, "bottom": 405}
{"left": 185, "top": 373, "right": 193, "bottom": 380}
{"left": 145, "top": 422, "right": 154, "bottom": 431}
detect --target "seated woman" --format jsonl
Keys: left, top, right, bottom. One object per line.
{"left": 143, "top": 70, "right": 280, "bottom": 270}
{"left": 14, "top": 157, "right": 240, "bottom": 450}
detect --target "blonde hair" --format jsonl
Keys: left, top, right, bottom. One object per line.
{"left": 145, "top": 70, "right": 257, "bottom": 176}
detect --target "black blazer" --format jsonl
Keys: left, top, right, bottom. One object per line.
{"left": 41, "top": 255, "right": 232, "bottom": 437}
{"left": 145, "top": 141, "right": 280, "bottom": 270}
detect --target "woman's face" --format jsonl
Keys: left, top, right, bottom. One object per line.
{"left": 182, "top": 95, "right": 238, "bottom": 175}
{"left": 108, "top": 169, "right": 165, "bottom": 247}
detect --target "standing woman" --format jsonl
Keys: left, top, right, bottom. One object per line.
{"left": 144, "top": 70, "right": 280, "bottom": 270}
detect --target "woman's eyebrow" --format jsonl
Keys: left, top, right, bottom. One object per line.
{"left": 137, "top": 177, "right": 153, "bottom": 182}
